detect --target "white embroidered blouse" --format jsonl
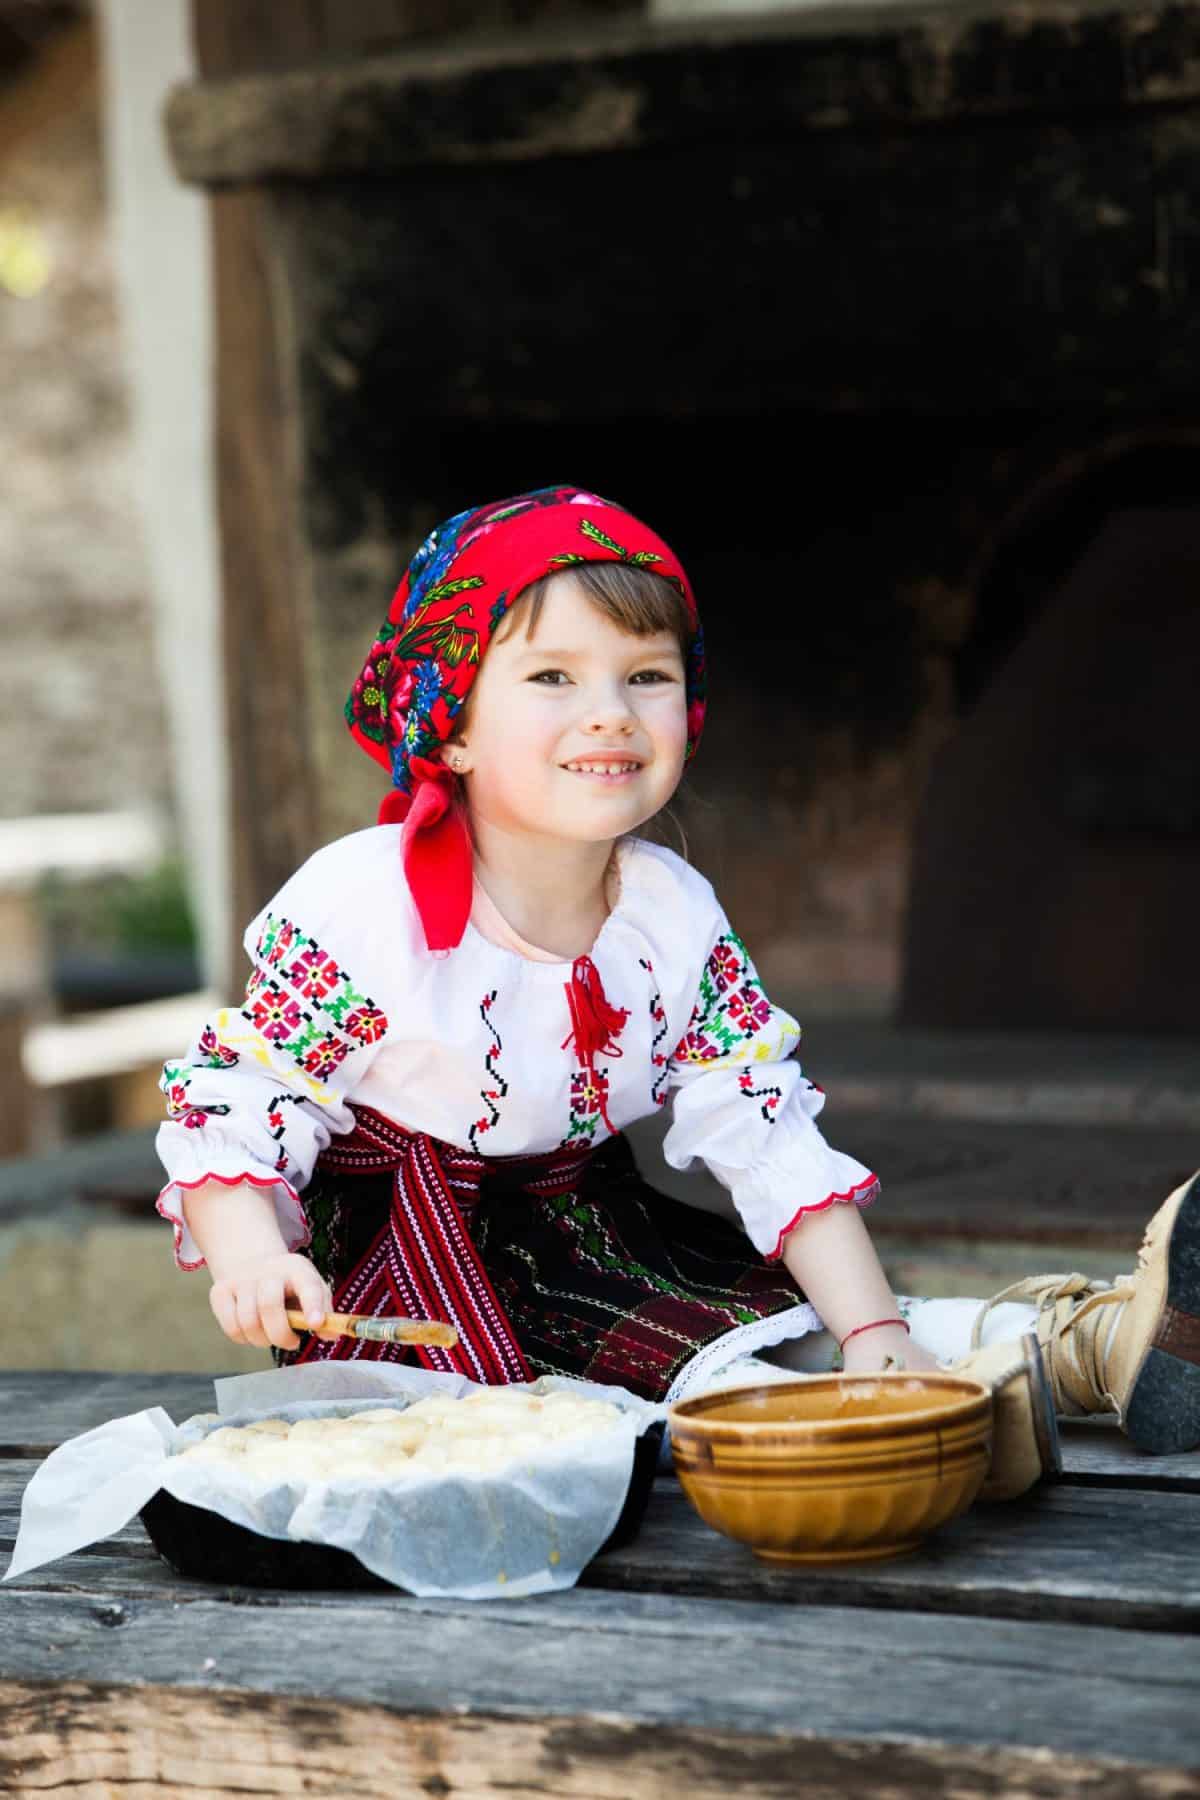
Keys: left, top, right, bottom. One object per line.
{"left": 155, "top": 828, "right": 879, "bottom": 1272}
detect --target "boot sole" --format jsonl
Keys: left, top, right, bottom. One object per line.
{"left": 1022, "top": 1331, "right": 1063, "bottom": 1478}
{"left": 1123, "top": 1171, "right": 1200, "bottom": 1454}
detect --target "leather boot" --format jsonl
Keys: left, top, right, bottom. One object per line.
{"left": 944, "top": 1333, "right": 1061, "bottom": 1502}
{"left": 966, "top": 1171, "right": 1200, "bottom": 1455}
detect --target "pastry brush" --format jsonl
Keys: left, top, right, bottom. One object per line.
{"left": 285, "top": 1309, "right": 459, "bottom": 1347}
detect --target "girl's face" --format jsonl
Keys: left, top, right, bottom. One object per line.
{"left": 449, "top": 572, "right": 688, "bottom": 846}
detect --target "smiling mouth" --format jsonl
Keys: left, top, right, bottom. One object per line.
{"left": 561, "top": 759, "right": 644, "bottom": 779}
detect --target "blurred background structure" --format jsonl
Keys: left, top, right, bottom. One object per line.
{"left": 2, "top": 0, "right": 1198, "bottom": 1371}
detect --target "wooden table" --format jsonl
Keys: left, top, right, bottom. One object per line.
{"left": 1, "top": 1372, "right": 1198, "bottom": 1797}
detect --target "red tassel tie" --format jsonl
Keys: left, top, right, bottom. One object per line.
{"left": 561, "top": 954, "right": 629, "bottom": 1135}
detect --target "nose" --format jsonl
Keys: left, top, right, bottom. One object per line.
{"left": 582, "top": 678, "right": 637, "bottom": 736}
{"left": 584, "top": 701, "right": 636, "bottom": 736}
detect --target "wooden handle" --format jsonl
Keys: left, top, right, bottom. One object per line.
{"left": 285, "top": 1309, "right": 459, "bottom": 1347}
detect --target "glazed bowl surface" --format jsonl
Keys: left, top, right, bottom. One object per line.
{"left": 669, "top": 1373, "right": 992, "bottom": 1564}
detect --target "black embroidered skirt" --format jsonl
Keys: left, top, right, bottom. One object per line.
{"left": 275, "top": 1107, "right": 810, "bottom": 1403}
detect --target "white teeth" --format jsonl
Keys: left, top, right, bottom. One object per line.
{"left": 564, "top": 762, "right": 640, "bottom": 774}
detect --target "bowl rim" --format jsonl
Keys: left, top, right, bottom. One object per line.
{"left": 667, "top": 1371, "right": 992, "bottom": 1443}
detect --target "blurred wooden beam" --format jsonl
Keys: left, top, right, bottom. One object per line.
{"left": 191, "top": 0, "right": 630, "bottom": 80}
{"left": 173, "top": 2, "right": 1200, "bottom": 185}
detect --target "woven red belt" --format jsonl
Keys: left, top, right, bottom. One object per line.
{"left": 294, "top": 1105, "right": 596, "bottom": 1384}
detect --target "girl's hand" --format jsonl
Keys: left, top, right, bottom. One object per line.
{"left": 209, "top": 1253, "right": 334, "bottom": 1351}
{"left": 840, "top": 1324, "right": 941, "bottom": 1374}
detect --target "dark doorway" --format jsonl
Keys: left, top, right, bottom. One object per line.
{"left": 901, "top": 441, "right": 1200, "bottom": 1034}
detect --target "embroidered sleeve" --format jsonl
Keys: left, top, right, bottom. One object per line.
{"left": 155, "top": 906, "right": 391, "bottom": 1272}
{"left": 671, "top": 927, "right": 801, "bottom": 1084}
{"left": 661, "top": 918, "right": 878, "bottom": 1259}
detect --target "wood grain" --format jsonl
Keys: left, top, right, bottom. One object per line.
{"left": 169, "top": 5, "right": 1200, "bottom": 185}
{"left": 210, "top": 183, "right": 318, "bottom": 969}
{"left": 0, "top": 1371, "right": 218, "bottom": 1455}
{"left": 586, "top": 1480, "right": 1200, "bottom": 1633}
{"left": 3, "top": 1677, "right": 1195, "bottom": 1799}
{"left": 3, "top": 1368, "right": 1198, "bottom": 1784}
{"left": 191, "top": 0, "right": 614, "bottom": 82}
{"left": 2, "top": 1584, "right": 1200, "bottom": 1768}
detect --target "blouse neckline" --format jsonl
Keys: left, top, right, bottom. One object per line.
{"left": 463, "top": 839, "right": 635, "bottom": 969}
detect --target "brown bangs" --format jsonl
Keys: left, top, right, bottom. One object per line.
{"left": 495, "top": 562, "right": 693, "bottom": 657}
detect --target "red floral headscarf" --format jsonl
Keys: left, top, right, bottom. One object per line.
{"left": 346, "top": 485, "right": 706, "bottom": 953}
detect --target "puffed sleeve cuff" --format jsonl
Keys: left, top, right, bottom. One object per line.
{"left": 699, "top": 1131, "right": 880, "bottom": 1260}
{"left": 154, "top": 1159, "right": 311, "bottom": 1273}
{"left": 663, "top": 1055, "right": 879, "bottom": 1259}
{"left": 754, "top": 1166, "right": 880, "bottom": 1261}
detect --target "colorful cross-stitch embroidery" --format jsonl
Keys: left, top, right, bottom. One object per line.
{"left": 540, "top": 1189, "right": 760, "bottom": 1326}
{"left": 160, "top": 1060, "right": 231, "bottom": 1132}
{"left": 266, "top": 1090, "right": 312, "bottom": 1175}
{"left": 468, "top": 990, "right": 509, "bottom": 1153}
{"left": 273, "top": 1114, "right": 818, "bottom": 1400}
{"left": 673, "top": 932, "right": 798, "bottom": 1068}
{"left": 197, "top": 1025, "right": 239, "bottom": 1070}
{"left": 639, "top": 957, "right": 670, "bottom": 1108}
{"left": 738, "top": 1071, "right": 784, "bottom": 1124}
{"left": 243, "top": 914, "right": 389, "bottom": 1083}
{"left": 560, "top": 1064, "right": 613, "bottom": 1148}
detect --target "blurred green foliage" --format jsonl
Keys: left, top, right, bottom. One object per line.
{"left": 38, "top": 858, "right": 198, "bottom": 956}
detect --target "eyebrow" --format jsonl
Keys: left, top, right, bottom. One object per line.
{"left": 511, "top": 642, "right": 682, "bottom": 662}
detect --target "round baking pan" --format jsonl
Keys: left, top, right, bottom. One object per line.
{"left": 139, "top": 1420, "right": 663, "bottom": 1590}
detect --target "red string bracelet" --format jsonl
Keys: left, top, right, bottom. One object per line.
{"left": 838, "top": 1317, "right": 910, "bottom": 1351}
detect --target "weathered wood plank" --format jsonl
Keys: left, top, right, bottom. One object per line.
{"left": 168, "top": 2, "right": 1200, "bottom": 186}
{"left": 3, "top": 1676, "right": 1196, "bottom": 1800}
{"left": 211, "top": 184, "right": 321, "bottom": 961}
{"left": 1, "top": 1585, "right": 1199, "bottom": 1768}
{"left": 1059, "top": 1421, "right": 1200, "bottom": 1490}
{"left": 3, "top": 1464, "right": 1197, "bottom": 1633}
{"left": 192, "top": 0, "right": 612, "bottom": 84}
{"left": 835, "top": 1113, "right": 1200, "bottom": 1247}
{"left": 586, "top": 1481, "right": 1200, "bottom": 1633}
{"left": 0, "top": 1370, "right": 220, "bottom": 1454}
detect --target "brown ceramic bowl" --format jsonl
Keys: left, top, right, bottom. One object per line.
{"left": 669, "top": 1373, "right": 992, "bottom": 1564}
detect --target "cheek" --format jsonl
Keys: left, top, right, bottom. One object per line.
{"left": 650, "top": 692, "right": 689, "bottom": 760}
{"left": 469, "top": 700, "right": 562, "bottom": 797}
{"left": 507, "top": 704, "right": 563, "bottom": 765}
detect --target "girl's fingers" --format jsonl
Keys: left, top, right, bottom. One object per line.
{"left": 258, "top": 1272, "right": 299, "bottom": 1350}
{"left": 209, "top": 1284, "right": 243, "bottom": 1343}
{"left": 208, "top": 1260, "right": 332, "bottom": 1348}
{"left": 295, "top": 1267, "right": 338, "bottom": 1339}
{"left": 234, "top": 1281, "right": 269, "bottom": 1348}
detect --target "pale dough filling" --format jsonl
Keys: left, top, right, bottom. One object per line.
{"left": 177, "top": 1388, "right": 622, "bottom": 1483}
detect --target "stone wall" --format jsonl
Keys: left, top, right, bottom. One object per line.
{"left": 0, "top": 38, "right": 169, "bottom": 826}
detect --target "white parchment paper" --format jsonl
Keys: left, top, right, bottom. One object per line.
{"left": 4, "top": 1364, "right": 665, "bottom": 1599}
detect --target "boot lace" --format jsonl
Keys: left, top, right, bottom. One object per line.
{"left": 968, "top": 1271, "right": 1127, "bottom": 1351}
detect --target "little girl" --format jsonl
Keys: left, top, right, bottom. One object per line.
{"left": 156, "top": 486, "right": 1200, "bottom": 1480}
